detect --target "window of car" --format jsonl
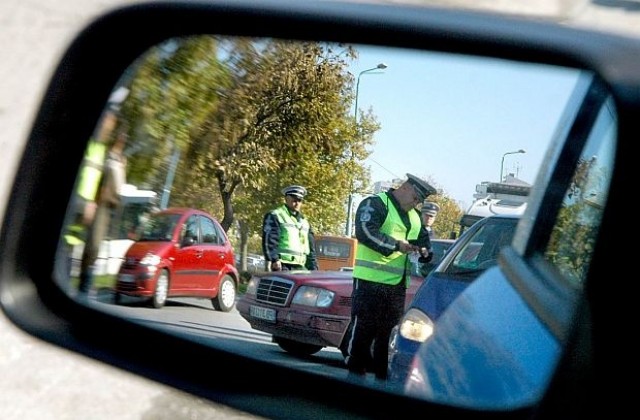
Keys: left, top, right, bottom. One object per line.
{"left": 56, "top": 32, "right": 595, "bottom": 404}
{"left": 182, "top": 215, "right": 199, "bottom": 244}
{"left": 200, "top": 215, "right": 221, "bottom": 244}
{"left": 543, "top": 97, "right": 615, "bottom": 288}
{"left": 449, "top": 219, "right": 517, "bottom": 275}
{"left": 139, "top": 213, "right": 180, "bottom": 241}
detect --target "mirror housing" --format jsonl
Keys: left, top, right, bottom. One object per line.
{"left": 1, "top": 1, "right": 638, "bottom": 418}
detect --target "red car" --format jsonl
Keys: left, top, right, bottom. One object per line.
{"left": 236, "top": 239, "right": 453, "bottom": 357}
{"left": 115, "top": 207, "right": 239, "bottom": 310}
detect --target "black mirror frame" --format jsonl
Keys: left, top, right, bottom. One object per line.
{"left": 1, "top": 1, "right": 639, "bottom": 418}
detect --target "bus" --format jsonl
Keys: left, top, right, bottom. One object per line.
{"left": 314, "top": 235, "right": 357, "bottom": 271}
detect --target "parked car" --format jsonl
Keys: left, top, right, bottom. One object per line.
{"left": 236, "top": 253, "right": 266, "bottom": 273}
{"left": 388, "top": 214, "right": 520, "bottom": 385}
{"left": 115, "top": 207, "right": 239, "bottom": 310}
{"left": 236, "top": 239, "right": 454, "bottom": 357}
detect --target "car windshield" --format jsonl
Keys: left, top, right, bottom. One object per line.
{"left": 410, "top": 240, "right": 453, "bottom": 277}
{"left": 449, "top": 220, "right": 517, "bottom": 275}
{"left": 138, "top": 213, "right": 181, "bottom": 241}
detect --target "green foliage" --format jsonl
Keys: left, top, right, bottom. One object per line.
{"left": 545, "top": 156, "right": 606, "bottom": 287}
{"left": 431, "top": 196, "right": 464, "bottom": 239}
{"left": 546, "top": 202, "right": 597, "bottom": 285}
{"left": 119, "top": 36, "right": 376, "bottom": 244}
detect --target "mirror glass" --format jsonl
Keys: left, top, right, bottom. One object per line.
{"left": 54, "top": 34, "right": 596, "bottom": 409}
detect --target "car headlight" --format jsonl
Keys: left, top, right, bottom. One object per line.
{"left": 140, "top": 253, "right": 161, "bottom": 267}
{"left": 398, "top": 308, "right": 434, "bottom": 343}
{"left": 291, "top": 286, "right": 335, "bottom": 307}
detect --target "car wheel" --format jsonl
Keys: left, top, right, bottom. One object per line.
{"left": 151, "top": 269, "right": 169, "bottom": 309}
{"left": 274, "top": 337, "right": 323, "bottom": 356}
{"left": 212, "top": 275, "right": 236, "bottom": 312}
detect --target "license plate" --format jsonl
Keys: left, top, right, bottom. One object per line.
{"left": 119, "top": 274, "right": 135, "bottom": 283}
{"left": 250, "top": 305, "right": 276, "bottom": 322}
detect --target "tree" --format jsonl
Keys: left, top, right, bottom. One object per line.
{"left": 121, "top": 36, "right": 230, "bottom": 196}
{"left": 118, "top": 36, "right": 378, "bottom": 267}
{"left": 545, "top": 156, "right": 606, "bottom": 286}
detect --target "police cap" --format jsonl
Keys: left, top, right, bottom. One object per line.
{"left": 406, "top": 173, "right": 436, "bottom": 202}
{"left": 421, "top": 201, "right": 440, "bottom": 216}
{"left": 282, "top": 185, "right": 307, "bottom": 200}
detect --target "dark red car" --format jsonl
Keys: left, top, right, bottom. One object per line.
{"left": 115, "top": 207, "right": 239, "bottom": 310}
{"left": 236, "top": 239, "right": 453, "bottom": 357}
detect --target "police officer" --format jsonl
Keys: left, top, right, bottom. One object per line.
{"left": 77, "top": 128, "right": 127, "bottom": 295}
{"left": 344, "top": 173, "right": 435, "bottom": 380}
{"left": 421, "top": 201, "right": 440, "bottom": 238}
{"left": 262, "top": 185, "right": 318, "bottom": 271}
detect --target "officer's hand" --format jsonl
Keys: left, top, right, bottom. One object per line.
{"left": 397, "top": 241, "right": 419, "bottom": 254}
{"left": 418, "top": 250, "right": 433, "bottom": 263}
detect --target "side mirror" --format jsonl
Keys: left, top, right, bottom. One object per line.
{"left": 0, "top": 1, "right": 633, "bottom": 419}
{"left": 182, "top": 237, "right": 196, "bottom": 247}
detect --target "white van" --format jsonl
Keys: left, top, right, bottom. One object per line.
{"left": 459, "top": 181, "right": 530, "bottom": 233}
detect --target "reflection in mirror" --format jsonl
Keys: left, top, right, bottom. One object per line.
{"left": 55, "top": 34, "right": 592, "bottom": 407}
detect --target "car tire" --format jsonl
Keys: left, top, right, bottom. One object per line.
{"left": 151, "top": 269, "right": 169, "bottom": 309}
{"left": 212, "top": 275, "right": 236, "bottom": 312}
{"left": 274, "top": 337, "right": 323, "bottom": 356}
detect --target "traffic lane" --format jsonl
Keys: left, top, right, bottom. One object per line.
{"left": 87, "top": 291, "right": 350, "bottom": 378}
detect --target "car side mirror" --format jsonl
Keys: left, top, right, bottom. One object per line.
{"left": 0, "top": 1, "right": 631, "bottom": 419}
{"left": 182, "top": 237, "right": 196, "bottom": 247}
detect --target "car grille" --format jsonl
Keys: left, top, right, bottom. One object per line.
{"left": 255, "top": 277, "right": 294, "bottom": 306}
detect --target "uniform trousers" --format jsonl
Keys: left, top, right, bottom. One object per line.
{"left": 345, "top": 277, "right": 406, "bottom": 379}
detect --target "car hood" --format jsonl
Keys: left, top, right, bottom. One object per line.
{"left": 124, "top": 241, "right": 175, "bottom": 258}
{"left": 257, "top": 270, "right": 353, "bottom": 287}
{"left": 414, "top": 274, "right": 471, "bottom": 320}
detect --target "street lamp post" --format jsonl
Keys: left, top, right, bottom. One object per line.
{"left": 500, "top": 149, "right": 526, "bottom": 182}
{"left": 345, "top": 63, "right": 388, "bottom": 236}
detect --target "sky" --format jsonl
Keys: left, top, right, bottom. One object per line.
{"left": 348, "top": 44, "right": 582, "bottom": 210}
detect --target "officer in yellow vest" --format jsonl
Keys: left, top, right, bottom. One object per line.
{"left": 65, "top": 110, "right": 117, "bottom": 247}
{"left": 262, "top": 185, "right": 318, "bottom": 271}
{"left": 63, "top": 112, "right": 117, "bottom": 281}
{"left": 344, "top": 173, "right": 436, "bottom": 381}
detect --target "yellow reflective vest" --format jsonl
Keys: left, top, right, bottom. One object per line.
{"left": 353, "top": 192, "right": 421, "bottom": 286}
{"left": 77, "top": 139, "right": 107, "bottom": 201}
{"left": 271, "top": 205, "right": 311, "bottom": 266}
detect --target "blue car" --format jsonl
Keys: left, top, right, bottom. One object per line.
{"left": 388, "top": 214, "right": 521, "bottom": 386}
{"left": 404, "top": 75, "right": 615, "bottom": 412}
